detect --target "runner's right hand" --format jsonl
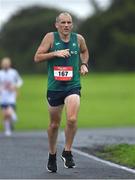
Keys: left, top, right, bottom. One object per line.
{"left": 54, "top": 49, "right": 71, "bottom": 58}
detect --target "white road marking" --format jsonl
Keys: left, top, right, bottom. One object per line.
{"left": 72, "top": 148, "right": 135, "bottom": 174}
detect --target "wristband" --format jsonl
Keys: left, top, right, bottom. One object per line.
{"left": 81, "top": 63, "right": 89, "bottom": 69}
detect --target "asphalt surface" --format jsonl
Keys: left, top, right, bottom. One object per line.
{"left": 0, "top": 130, "right": 135, "bottom": 179}
{"left": 69, "top": 127, "right": 135, "bottom": 148}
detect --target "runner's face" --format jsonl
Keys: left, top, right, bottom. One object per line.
{"left": 55, "top": 15, "right": 73, "bottom": 35}
{"left": 1, "top": 58, "right": 11, "bottom": 70}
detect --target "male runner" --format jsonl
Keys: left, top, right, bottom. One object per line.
{"left": 34, "top": 12, "right": 89, "bottom": 172}
{"left": 0, "top": 57, "right": 23, "bottom": 136}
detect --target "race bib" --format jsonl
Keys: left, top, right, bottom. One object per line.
{"left": 54, "top": 66, "right": 73, "bottom": 81}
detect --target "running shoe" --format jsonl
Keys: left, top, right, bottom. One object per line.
{"left": 61, "top": 150, "right": 76, "bottom": 168}
{"left": 5, "top": 130, "right": 12, "bottom": 136}
{"left": 46, "top": 153, "right": 57, "bottom": 173}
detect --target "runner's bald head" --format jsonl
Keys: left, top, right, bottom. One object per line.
{"left": 56, "top": 12, "right": 72, "bottom": 23}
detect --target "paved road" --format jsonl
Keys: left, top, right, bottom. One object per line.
{"left": 0, "top": 130, "right": 135, "bottom": 179}
{"left": 69, "top": 127, "right": 135, "bottom": 148}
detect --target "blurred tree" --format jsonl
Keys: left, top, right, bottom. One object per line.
{"left": 0, "top": 7, "right": 78, "bottom": 73}
{"left": 0, "top": 7, "right": 60, "bottom": 73}
{"left": 79, "top": 0, "right": 135, "bottom": 71}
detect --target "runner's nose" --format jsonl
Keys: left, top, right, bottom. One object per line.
{"left": 65, "top": 22, "right": 68, "bottom": 26}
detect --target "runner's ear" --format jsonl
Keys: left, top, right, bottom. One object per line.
{"left": 55, "top": 22, "right": 58, "bottom": 29}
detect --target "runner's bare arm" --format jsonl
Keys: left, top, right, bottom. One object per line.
{"left": 78, "top": 34, "right": 89, "bottom": 65}
{"left": 34, "top": 33, "right": 70, "bottom": 63}
{"left": 78, "top": 34, "right": 89, "bottom": 75}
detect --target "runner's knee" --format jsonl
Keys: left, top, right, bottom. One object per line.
{"left": 67, "top": 117, "right": 77, "bottom": 126}
{"left": 50, "top": 122, "right": 60, "bottom": 130}
{"left": 3, "top": 110, "right": 11, "bottom": 119}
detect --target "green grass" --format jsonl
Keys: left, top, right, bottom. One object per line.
{"left": 0, "top": 73, "right": 135, "bottom": 130}
{"left": 95, "top": 144, "right": 135, "bottom": 169}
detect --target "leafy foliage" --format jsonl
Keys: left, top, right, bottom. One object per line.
{"left": 0, "top": 0, "right": 135, "bottom": 72}
{"left": 0, "top": 6, "right": 60, "bottom": 73}
{"left": 79, "top": 0, "right": 135, "bottom": 71}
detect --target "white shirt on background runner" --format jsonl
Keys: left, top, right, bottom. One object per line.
{"left": 0, "top": 68, "right": 23, "bottom": 104}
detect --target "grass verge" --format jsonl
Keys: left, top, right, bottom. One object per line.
{"left": 0, "top": 73, "right": 135, "bottom": 130}
{"left": 81, "top": 144, "right": 135, "bottom": 169}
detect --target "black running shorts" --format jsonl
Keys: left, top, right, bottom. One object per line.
{"left": 0, "top": 103, "right": 16, "bottom": 110}
{"left": 47, "top": 87, "right": 81, "bottom": 106}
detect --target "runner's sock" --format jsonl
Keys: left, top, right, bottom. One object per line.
{"left": 4, "top": 120, "right": 12, "bottom": 136}
{"left": 11, "top": 111, "right": 17, "bottom": 122}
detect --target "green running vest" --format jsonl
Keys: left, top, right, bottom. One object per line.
{"left": 47, "top": 32, "right": 81, "bottom": 91}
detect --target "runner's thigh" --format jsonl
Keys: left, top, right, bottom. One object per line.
{"left": 48, "top": 104, "right": 63, "bottom": 122}
{"left": 64, "top": 94, "right": 80, "bottom": 120}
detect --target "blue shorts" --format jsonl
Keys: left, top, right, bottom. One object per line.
{"left": 0, "top": 104, "right": 16, "bottom": 110}
{"left": 47, "top": 87, "right": 81, "bottom": 106}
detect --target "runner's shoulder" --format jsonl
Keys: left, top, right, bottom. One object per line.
{"left": 9, "top": 68, "right": 16, "bottom": 72}
{"left": 45, "top": 32, "right": 54, "bottom": 41}
{"left": 42, "top": 32, "right": 54, "bottom": 47}
{"left": 77, "top": 34, "right": 85, "bottom": 42}
{"left": 77, "top": 34, "right": 86, "bottom": 47}
{"left": 0, "top": 68, "right": 17, "bottom": 77}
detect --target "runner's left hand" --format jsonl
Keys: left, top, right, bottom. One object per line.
{"left": 80, "top": 65, "right": 88, "bottom": 75}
